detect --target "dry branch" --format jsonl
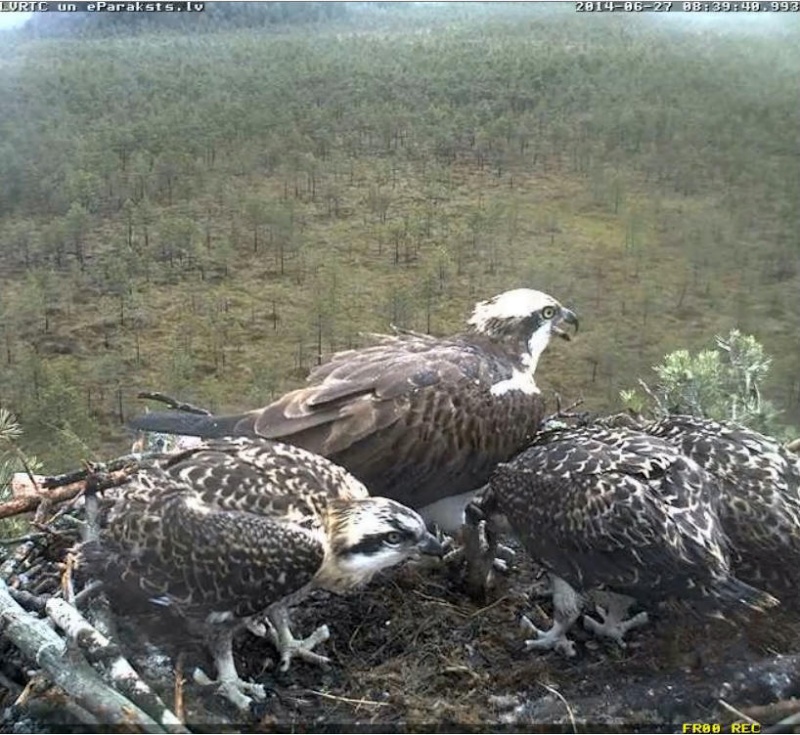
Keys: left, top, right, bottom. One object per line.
{"left": 46, "top": 598, "right": 188, "bottom": 733}
{"left": 0, "top": 578, "right": 167, "bottom": 733}
{"left": 0, "top": 540, "right": 36, "bottom": 579}
{"left": 136, "top": 392, "right": 212, "bottom": 416}
{"left": 0, "top": 468, "right": 134, "bottom": 521}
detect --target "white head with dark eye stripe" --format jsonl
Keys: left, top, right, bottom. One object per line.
{"left": 468, "top": 289, "right": 578, "bottom": 346}
{"left": 468, "top": 289, "right": 579, "bottom": 395}
{"left": 318, "top": 497, "right": 443, "bottom": 592}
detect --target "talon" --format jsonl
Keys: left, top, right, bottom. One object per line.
{"left": 464, "top": 518, "right": 500, "bottom": 600}
{"left": 582, "top": 593, "right": 649, "bottom": 648}
{"left": 275, "top": 624, "right": 331, "bottom": 672}
{"left": 246, "top": 619, "right": 268, "bottom": 637}
{"left": 492, "top": 558, "right": 509, "bottom": 574}
{"left": 520, "top": 615, "right": 577, "bottom": 657}
{"left": 265, "top": 608, "right": 331, "bottom": 672}
{"left": 442, "top": 547, "right": 464, "bottom": 565}
{"left": 495, "top": 543, "right": 516, "bottom": 563}
{"left": 193, "top": 665, "right": 266, "bottom": 711}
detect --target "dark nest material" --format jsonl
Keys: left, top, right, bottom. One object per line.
{"left": 3, "top": 458, "right": 800, "bottom": 733}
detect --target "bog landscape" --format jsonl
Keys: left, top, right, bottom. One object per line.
{"left": 1, "top": 3, "right": 799, "bottom": 732}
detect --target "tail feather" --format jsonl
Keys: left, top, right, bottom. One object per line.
{"left": 128, "top": 410, "right": 246, "bottom": 439}
{"left": 716, "top": 575, "right": 780, "bottom": 612}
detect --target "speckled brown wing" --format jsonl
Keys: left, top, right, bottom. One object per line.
{"left": 251, "top": 335, "right": 504, "bottom": 452}
{"left": 644, "top": 415, "right": 800, "bottom": 595}
{"left": 92, "top": 468, "right": 324, "bottom": 620}
{"left": 128, "top": 334, "right": 546, "bottom": 509}
{"left": 488, "top": 428, "right": 765, "bottom": 610}
{"left": 246, "top": 335, "right": 545, "bottom": 508}
{"left": 152, "top": 436, "right": 368, "bottom": 522}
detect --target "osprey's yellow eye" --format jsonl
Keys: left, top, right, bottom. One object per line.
{"left": 542, "top": 305, "right": 556, "bottom": 320}
{"left": 385, "top": 531, "right": 403, "bottom": 546}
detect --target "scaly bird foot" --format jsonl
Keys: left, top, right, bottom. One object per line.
{"left": 582, "top": 591, "right": 649, "bottom": 648}
{"left": 258, "top": 614, "right": 331, "bottom": 672}
{"left": 520, "top": 615, "right": 577, "bottom": 658}
{"left": 194, "top": 668, "right": 266, "bottom": 711}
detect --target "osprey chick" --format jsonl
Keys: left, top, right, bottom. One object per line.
{"left": 620, "top": 414, "right": 800, "bottom": 598}
{"left": 473, "top": 425, "right": 777, "bottom": 656}
{"left": 82, "top": 437, "right": 442, "bottom": 710}
{"left": 129, "top": 288, "right": 578, "bottom": 531}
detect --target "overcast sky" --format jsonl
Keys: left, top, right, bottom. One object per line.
{"left": 0, "top": 12, "right": 32, "bottom": 30}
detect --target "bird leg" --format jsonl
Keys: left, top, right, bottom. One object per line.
{"left": 462, "top": 500, "right": 516, "bottom": 600}
{"left": 521, "top": 576, "right": 582, "bottom": 657}
{"left": 195, "top": 628, "right": 266, "bottom": 711}
{"left": 582, "top": 590, "right": 649, "bottom": 648}
{"left": 259, "top": 605, "right": 330, "bottom": 672}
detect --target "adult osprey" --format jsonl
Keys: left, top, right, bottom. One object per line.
{"left": 130, "top": 288, "right": 578, "bottom": 531}
{"left": 81, "top": 437, "right": 442, "bottom": 710}
{"left": 471, "top": 425, "right": 777, "bottom": 656}
{"left": 610, "top": 414, "right": 800, "bottom": 598}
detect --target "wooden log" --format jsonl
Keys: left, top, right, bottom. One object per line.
{"left": 46, "top": 598, "right": 188, "bottom": 733}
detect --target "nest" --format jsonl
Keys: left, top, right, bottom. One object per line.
{"left": 3, "top": 459, "right": 800, "bottom": 733}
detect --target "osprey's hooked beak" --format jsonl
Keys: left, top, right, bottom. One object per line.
{"left": 417, "top": 531, "right": 445, "bottom": 557}
{"left": 552, "top": 307, "right": 579, "bottom": 341}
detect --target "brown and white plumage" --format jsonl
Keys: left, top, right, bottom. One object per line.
{"left": 129, "top": 288, "right": 578, "bottom": 531}
{"left": 474, "top": 425, "right": 777, "bottom": 655}
{"left": 82, "top": 437, "right": 442, "bottom": 710}
{"left": 622, "top": 414, "right": 800, "bottom": 597}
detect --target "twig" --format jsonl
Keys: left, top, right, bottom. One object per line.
{"left": 0, "top": 540, "right": 36, "bottom": 579}
{"left": 0, "top": 578, "right": 167, "bottom": 733}
{"left": 7, "top": 588, "right": 48, "bottom": 614}
{"left": 469, "top": 594, "right": 509, "bottom": 619}
{"left": 538, "top": 681, "right": 577, "bottom": 734}
{"left": 83, "top": 487, "right": 101, "bottom": 544}
{"left": 719, "top": 699, "right": 758, "bottom": 725}
{"left": 173, "top": 653, "right": 186, "bottom": 725}
{"left": 0, "top": 533, "right": 46, "bottom": 546}
{"left": 5, "top": 444, "right": 43, "bottom": 501}
{"left": 411, "top": 590, "right": 469, "bottom": 616}
{"left": 40, "top": 456, "right": 140, "bottom": 490}
{"left": 73, "top": 580, "right": 104, "bottom": 608}
{"left": 61, "top": 552, "right": 76, "bottom": 605}
{"left": 45, "top": 597, "right": 188, "bottom": 733}
{"left": 0, "top": 468, "right": 134, "bottom": 521}
{"left": 306, "top": 689, "right": 389, "bottom": 708}
{"left": 637, "top": 378, "right": 668, "bottom": 415}
{"left": 543, "top": 394, "right": 588, "bottom": 426}
{"left": 137, "top": 392, "right": 213, "bottom": 416}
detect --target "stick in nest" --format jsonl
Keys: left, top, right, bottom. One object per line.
{"left": 543, "top": 393, "right": 588, "bottom": 427}
{"left": 307, "top": 689, "right": 389, "bottom": 709}
{"left": 45, "top": 597, "right": 188, "bottom": 733}
{"left": 0, "top": 468, "right": 134, "bottom": 521}
{"left": 137, "top": 391, "right": 213, "bottom": 416}
{"left": 174, "top": 653, "right": 186, "bottom": 724}
{"left": 719, "top": 698, "right": 758, "bottom": 726}
{"left": 60, "top": 552, "right": 76, "bottom": 605}
{"left": 0, "top": 578, "right": 165, "bottom": 732}
{"left": 538, "top": 681, "right": 577, "bottom": 734}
